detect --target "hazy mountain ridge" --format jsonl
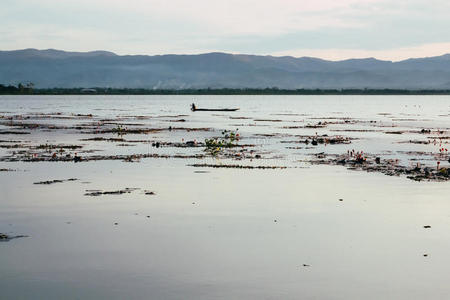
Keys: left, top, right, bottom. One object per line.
{"left": 1, "top": 48, "right": 450, "bottom": 89}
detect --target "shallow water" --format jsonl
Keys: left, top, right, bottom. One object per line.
{"left": 1, "top": 95, "right": 450, "bottom": 299}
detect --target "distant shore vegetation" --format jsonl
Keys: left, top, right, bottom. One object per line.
{"left": 2, "top": 83, "right": 450, "bottom": 95}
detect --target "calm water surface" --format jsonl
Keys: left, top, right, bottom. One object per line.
{"left": 1, "top": 95, "right": 450, "bottom": 299}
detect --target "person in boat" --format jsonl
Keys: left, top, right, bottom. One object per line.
{"left": 191, "top": 103, "right": 196, "bottom": 111}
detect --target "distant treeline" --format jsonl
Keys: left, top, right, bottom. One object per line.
{"left": 0, "top": 83, "right": 35, "bottom": 94}
{"left": 2, "top": 84, "right": 450, "bottom": 95}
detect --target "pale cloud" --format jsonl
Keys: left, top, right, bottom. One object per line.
{"left": 110, "top": 0, "right": 376, "bottom": 34}
{"left": 12, "top": 0, "right": 374, "bottom": 35}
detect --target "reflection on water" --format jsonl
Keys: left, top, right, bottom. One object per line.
{"left": 0, "top": 95, "right": 450, "bottom": 299}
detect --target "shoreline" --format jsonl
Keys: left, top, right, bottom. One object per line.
{"left": 3, "top": 87, "right": 450, "bottom": 96}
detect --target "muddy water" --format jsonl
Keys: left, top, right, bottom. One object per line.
{"left": 1, "top": 95, "right": 450, "bottom": 299}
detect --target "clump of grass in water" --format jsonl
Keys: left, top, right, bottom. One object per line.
{"left": 204, "top": 129, "right": 240, "bottom": 156}
{"left": 112, "top": 125, "right": 126, "bottom": 136}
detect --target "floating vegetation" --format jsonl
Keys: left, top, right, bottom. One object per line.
{"left": 86, "top": 126, "right": 211, "bottom": 135}
{"left": 205, "top": 129, "right": 240, "bottom": 156}
{"left": 84, "top": 188, "right": 140, "bottom": 196}
{"left": 399, "top": 140, "right": 430, "bottom": 144}
{"left": 229, "top": 116, "right": 251, "bottom": 119}
{"left": 0, "top": 144, "right": 27, "bottom": 149}
{"left": 254, "top": 119, "right": 283, "bottom": 122}
{"left": 34, "top": 178, "right": 78, "bottom": 185}
{"left": 308, "top": 152, "right": 450, "bottom": 182}
{"left": 35, "top": 144, "right": 83, "bottom": 150}
{"left": 80, "top": 137, "right": 126, "bottom": 142}
{"left": 84, "top": 188, "right": 156, "bottom": 196}
{"left": 189, "top": 163, "right": 287, "bottom": 169}
{"left": 281, "top": 134, "right": 353, "bottom": 145}
{"left": 0, "top": 109, "right": 449, "bottom": 182}
{"left": 0, "top": 152, "right": 207, "bottom": 162}
{"left": 0, "top": 131, "right": 30, "bottom": 135}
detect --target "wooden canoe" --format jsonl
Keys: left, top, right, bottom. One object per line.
{"left": 192, "top": 108, "right": 239, "bottom": 112}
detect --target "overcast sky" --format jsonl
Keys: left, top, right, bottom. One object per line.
{"left": 1, "top": 0, "right": 450, "bottom": 61}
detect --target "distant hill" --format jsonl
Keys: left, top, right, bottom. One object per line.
{"left": 1, "top": 48, "right": 450, "bottom": 89}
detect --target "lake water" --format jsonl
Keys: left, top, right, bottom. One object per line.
{"left": 1, "top": 95, "right": 450, "bottom": 299}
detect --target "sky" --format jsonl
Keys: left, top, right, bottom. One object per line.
{"left": 1, "top": 0, "right": 450, "bottom": 61}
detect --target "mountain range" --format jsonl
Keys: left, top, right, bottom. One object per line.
{"left": 1, "top": 48, "right": 450, "bottom": 89}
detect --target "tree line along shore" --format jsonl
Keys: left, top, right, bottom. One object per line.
{"left": 1, "top": 84, "right": 450, "bottom": 95}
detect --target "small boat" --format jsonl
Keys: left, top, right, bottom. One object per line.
{"left": 191, "top": 103, "right": 239, "bottom": 112}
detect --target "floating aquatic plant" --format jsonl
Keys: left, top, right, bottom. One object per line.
{"left": 204, "top": 129, "right": 240, "bottom": 156}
